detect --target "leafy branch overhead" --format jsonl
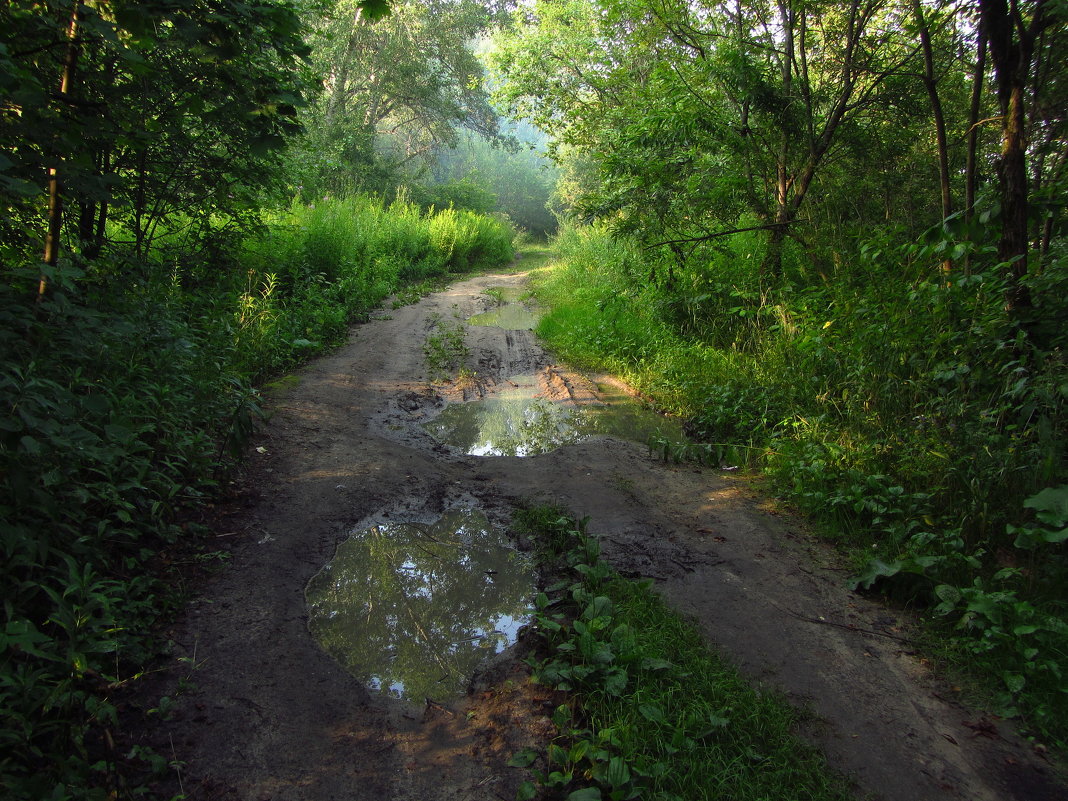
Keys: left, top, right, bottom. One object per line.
{"left": 358, "top": 0, "right": 393, "bottom": 20}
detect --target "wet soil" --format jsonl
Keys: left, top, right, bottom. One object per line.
{"left": 133, "top": 266, "right": 1065, "bottom": 801}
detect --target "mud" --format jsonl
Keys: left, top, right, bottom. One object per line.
{"left": 132, "top": 265, "right": 1064, "bottom": 801}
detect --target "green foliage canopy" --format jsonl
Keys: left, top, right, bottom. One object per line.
{"left": 291, "top": 0, "right": 502, "bottom": 197}
{"left": 1, "top": 0, "right": 314, "bottom": 267}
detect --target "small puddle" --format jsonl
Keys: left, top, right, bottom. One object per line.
{"left": 468, "top": 287, "right": 544, "bottom": 330}
{"left": 305, "top": 509, "right": 535, "bottom": 703}
{"left": 485, "top": 286, "right": 526, "bottom": 303}
{"left": 423, "top": 374, "right": 687, "bottom": 456}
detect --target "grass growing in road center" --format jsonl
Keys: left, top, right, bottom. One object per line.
{"left": 511, "top": 508, "right": 852, "bottom": 801}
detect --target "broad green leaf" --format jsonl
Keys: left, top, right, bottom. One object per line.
{"left": 1023, "top": 486, "right": 1068, "bottom": 527}
{"left": 357, "top": 0, "right": 392, "bottom": 20}
{"left": 552, "top": 704, "right": 571, "bottom": 728}
{"left": 582, "top": 596, "right": 614, "bottom": 620}
{"left": 605, "top": 757, "right": 631, "bottom": 789}
{"left": 934, "top": 584, "right": 962, "bottom": 605}
{"left": 639, "top": 657, "right": 674, "bottom": 672}
{"left": 548, "top": 743, "right": 568, "bottom": 766}
{"left": 508, "top": 748, "right": 539, "bottom": 768}
{"left": 638, "top": 703, "right": 665, "bottom": 723}
{"left": 569, "top": 739, "right": 591, "bottom": 763}
{"left": 1003, "top": 672, "right": 1026, "bottom": 694}
{"left": 1042, "top": 527, "right": 1068, "bottom": 543}
{"left": 602, "top": 668, "right": 628, "bottom": 696}
{"left": 850, "top": 558, "right": 903, "bottom": 591}
{"left": 2, "top": 619, "right": 55, "bottom": 659}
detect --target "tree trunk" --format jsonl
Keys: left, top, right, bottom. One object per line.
{"left": 964, "top": 30, "right": 986, "bottom": 275}
{"left": 965, "top": 34, "right": 985, "bottom": 219}
{"left": 40, "top": 2, "right": 81, "bottom": 300}
{"left": 763, "top": 0, "right": 796, "bottom": 279}
{"left": 978, "top": 0, "right": 1048, "bottom": 317}
{"left": 912, "top": 0, "right": 953, "bottom": 220}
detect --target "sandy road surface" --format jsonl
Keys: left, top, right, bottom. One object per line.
{"left": 135, "top": 267, "right": 1062, "bottom": 801}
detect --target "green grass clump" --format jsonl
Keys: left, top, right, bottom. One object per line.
{"left": 512, "top": 510, "right": 850, "bottom": 801}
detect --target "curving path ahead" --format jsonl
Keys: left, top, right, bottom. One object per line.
{"left": 135, "top": 266, "right": 1062, "bottom": 801}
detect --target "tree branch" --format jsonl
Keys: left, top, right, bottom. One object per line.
{"left": 643, "top": 223, "right": 789, "bottom": 250}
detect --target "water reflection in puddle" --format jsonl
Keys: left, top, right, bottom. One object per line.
{"left": 423, "top": 374, "right": 687, "bottom": 456}
{"left": 468, "top": 304, "right": 543, "bottom": 329}
{"left": 468, "top": 287, "right": 544, "bottom": 330}
{"left": 305, "top": 509, "right": 535, "bottom": 703}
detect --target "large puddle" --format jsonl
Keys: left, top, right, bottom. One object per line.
{"left": 305, "top": 510, "right": 535, "bottom": 703}
{"left": 423, "top": 373, "right": 687, "bottom": 456}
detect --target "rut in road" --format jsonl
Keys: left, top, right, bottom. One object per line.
{"left": 136, "top": 267, "right": 1061, "bottom": 801}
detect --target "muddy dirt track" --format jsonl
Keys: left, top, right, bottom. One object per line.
{"left": 137, "top": 266, "right": 1064, "bottom": 801}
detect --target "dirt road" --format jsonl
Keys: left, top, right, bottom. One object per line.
{"left": 138, "top": 267, "right": 1062, "bottom": 801}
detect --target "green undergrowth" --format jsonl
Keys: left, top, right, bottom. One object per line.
{"left": 235, "top": 194, "right": 514, "bottom": 380}
{"left": 530, "top": 223, "right": 1068, "bottom": 749}
{"left": 514, "top": 239, "right": 557, "bottom": 273}
{"left": 0, "top": 194, "right": 514, "bottom": 799}
{"left": 510, "top": 507, "right": 851, "bottom": 801}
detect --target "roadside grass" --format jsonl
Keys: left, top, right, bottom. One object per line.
{"left": 512, "top": 507, "right": 853, "bottom": 801}
{"left": 528, "top": 223, "right": 1068, "bottom": 750}
{"left": 237, "top": 195, "right": 515, "bottom": 380}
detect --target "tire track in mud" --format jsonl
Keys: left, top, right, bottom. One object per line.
{"left": 134, "top": 268, "right": 1063, "bottom": 801}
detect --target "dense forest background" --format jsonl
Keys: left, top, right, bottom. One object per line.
{"left": 1, "top": 0, "right": 1065, "bottom": 798}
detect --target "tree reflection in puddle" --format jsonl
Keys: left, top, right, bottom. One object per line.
{"left": 424, "top": 374, "right": 583, "bottom": 456}
{"left": 423, "top": 374, "right": 687, "bottom": 456}
{"left": 305, "top": 509, "right": 535, "bottom": 703}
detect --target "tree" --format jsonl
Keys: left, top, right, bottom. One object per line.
{"left": 421, "top": 124, "right": 559, "bottom": 236}
{"left": 910, "top": 0, "right": 955, "bottom": 221}
{"left": 1, "top": 0, "right": 314, "bottom": 277}
{"left": 291, "top": 0, "right": 501, "bottom": 197}
{"left": 492, "top": 0, "right": 931, "bottom": 278}
{"left": 977, "top": 0, "right": 1058, "bottom": 317}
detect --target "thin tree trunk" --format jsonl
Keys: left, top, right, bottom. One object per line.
{"left": 133, "top": 149, "right": 148, "bottom": 260}
{"left": 40, "top": 1, "right": 81, "bottom": 300}
{"left": 978, "top": 0, "right": 1047, "bottom": 317}
{"left": 85, "top": 149, "right": 110, "bottom": 260}
{"left": 964, "top": 31, "right": 986, "bottom": 275}
{"left": 763, "top": 0, "right": 795, "bottom": 279}
{"left": 965, "top": 35, "right": 986, "bottom": 219}
{"left": 912, "top": 0, "right": 953, "bottom": 220}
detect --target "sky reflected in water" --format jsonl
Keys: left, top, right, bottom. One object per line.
{"left": 306, "top": 510, "right": 535, "bottom": 703}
